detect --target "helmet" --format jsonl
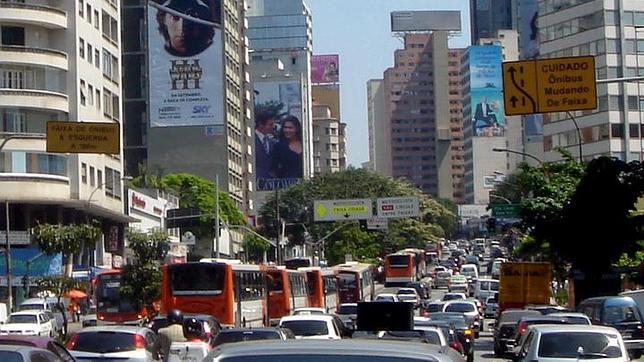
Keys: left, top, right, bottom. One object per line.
{"left": 183, "top": 317, "right": 204, "bottom": 340}
{"left": 167, "top": 309, "right": 184, "bottom": 325}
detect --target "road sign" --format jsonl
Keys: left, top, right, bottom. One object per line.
{"left": 366, "top": 218, "right": 388, "bottom": 231}
{"left": 376, "top": 196, "right": 420, "bottom": 219}
{"left": 313, "top": 199, "right": 373, "bottom": 222}
{"left": 491, "top": 203, "right": 520, "bottom": 218}
{"left": 502, "top": 56, "right": 597, "bottom": 116}
{"left": 46, "top": 121, "right": 120, "bottom": 154}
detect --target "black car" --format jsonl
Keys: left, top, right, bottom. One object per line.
{"left": 524, "top": 304, "right": 570, "bottom": 315}
{"left": 493, "top": 309, "right": 541, "bottom": 357}
{"left": 427, "top": 312, "right": 475, "bottom": 362}
{"left": 511, "top": 315, "right": 569, "bottom": 347}
{"left": 211, "top": 328, "right": 295, "bottom": 347}
{"left": 406, "top": 281, "right": 431, "bottom": 300}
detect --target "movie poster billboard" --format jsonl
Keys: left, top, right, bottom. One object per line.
{"left": 311, "top": 55, "right": 339, "bottom": 84}
{"left": 469, "top": 45, "right": 506, "bottom": 137}
{"left": 254, "top": 81, "right": 304, "bottom": 191}
{"left": 148, "top": 0, "right": 224, "bottom": 127}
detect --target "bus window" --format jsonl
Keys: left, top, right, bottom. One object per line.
{"left": 267, "top": 273, "right": 284, "bottom": 292}
{"left": 388, "top": 255, "right": 410, "bottom": 268}
{"left": 96, "top": 274, "right": 136, "bottom": 314}
{"left": 170, "top": 264, "right": 225, "bottom": 295}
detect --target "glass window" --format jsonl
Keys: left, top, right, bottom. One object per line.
{"left": 611, "top": 124, "right": 624, "bottom": 138}
{"left": 70, "top": 332, "right": 138, "bottom": 353}
{"left": 81, "top": 163, "right": 87, "bottom": 183}
{"left": 538, "top": 332, "right": 622, "bottom": 358}
{"left": 79, "top": 38, "right": 85, "bottom": 59}
{"left": 606, "top": 39, "right": 620, "bottom": 53}
{"left": 280, "top": 320, "right": 328, "bottom": 336}
{"left": 169, "top": 263, "right": 225, "bottom": 295}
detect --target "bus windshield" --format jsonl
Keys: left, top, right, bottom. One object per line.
{"left": 170, "top": 263, "right": 225, "bottom": 295}
{"left": 96, "top": 274, "right": 136, "bottom": 314}
{"left": 388, "top": 255, "right": 410, "bottom": 268}
{"left": 337, "top": 272, "right": 357, "bottom": 290}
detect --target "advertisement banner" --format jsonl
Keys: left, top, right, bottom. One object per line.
{"left": 518, "top": 0, "right": 539, "bottom": 60}
{"left": 311, "top": 54, "right": 339, "bottom": 84}
{"left": 148, "top": 0, "right": 224, "bottom": 127}
{"left": 469, "top": 46, "right": 506, "bottom": 137}
{"left": 254, "top": 81, "right": 304, "bottom": 191}
{"left": 0, "top": 248, "right": 62, "bottom": 277}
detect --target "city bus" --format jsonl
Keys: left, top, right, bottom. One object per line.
{"left": 299, "top": 267, "right": 338, "bottom": 312}
{"left": 384, "top": 252, "right": 416, "bottom": 286}
{"left": 161, "top": 259, "right": 266, "bottom": 327}
{"left": 399, "top": 248, "right": 427, "bottom": 280}
{"left": 265, "top": 266, "right": 308, "bottom": 324}
{"left": 95, "top": 270, "right": 147, "bottom": 324}
{"left": 335, "top": 262, "right": 374, "bottom": 304}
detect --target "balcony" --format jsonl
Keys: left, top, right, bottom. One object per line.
{"left": 0, "top": 89, "right": 68, "bottom": 113}
{"left": 0, "top": 3, "right": 67, "bottom": 30}
{"left": 0, "top": 173, "right": 70, "bottom": 201}
{"left": 0, "top": 45, "right": 68, "bottom": 71}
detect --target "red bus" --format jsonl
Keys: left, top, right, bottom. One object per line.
{"left": 384, "top": 253, "right": 415, "bottom": 287}
{"left": 299, "top": 267, "right": 338, "bottom": 312}
{"left": 335, "top": 262, "right": 374, "bottom": 304}
{"left": 161, "top": 260, "right": 266, "bottom": 327}
{"left": 399, "top": 248, "right": 427, "bottom": 280}
{"left": 95, "top": 270, "right": 147, "bottom": 324}
{"left": 265, "top": 266, "right": 308, "bottom": 325}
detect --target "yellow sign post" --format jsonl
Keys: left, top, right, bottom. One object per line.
{"left": 47, "top": 121, "right": 120, "bottom": 154}
{"left": 502, "top": 55, "right": 597, "bottom": 116}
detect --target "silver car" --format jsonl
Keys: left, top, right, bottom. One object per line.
{"left": 513, "top": 325, "right": 629, "bottom": 362}
{"left": 442, "top": 301, "right": 481, "bottom": 337}
{"left": 0, "top": 344, "right": 63, "bottom": 362}
{"left": 67, "top": 325, "right": 157, "bottom": 362}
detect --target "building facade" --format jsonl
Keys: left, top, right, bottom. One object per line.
{"left": 312, "top": 104, "right": 346, "bottom": 175}
{"left": 448, "top": 49, "right": 466, "bottom": 203}
{"left": 366, "top": 79, "right": 391, "bottom": 175}
{"left": 539, "top": 0, "right": 644, "bottom": 162}
{"left": 0, "top": 0, "right": 129, "bottom": 297}
{"left": 470, "top": 0, "right": 514, "bottom": 44}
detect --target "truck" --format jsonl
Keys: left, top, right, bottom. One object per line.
{"left": 498, "top": 262, "right": 552, "bottom": 313}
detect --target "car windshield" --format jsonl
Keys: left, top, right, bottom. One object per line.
{"left": 0, "top": 351, "right": 23, "bottom": 362}
{"left": 445, "top": 303, "right": 475, "bottom": 313}
{"left": 437, "top": 272, "right": 451, "bottom": 278}
{"left": 8, "top": 315, "right": 37, "bottom": 324}
{"left": 416, "top": 329, "right": 441, "bottom": 345}
{"left": 397, "top": 289, "right": 415, "bottom": 295}
{"left": 604, "top": 304, "right": 642, "bottom": 324}
{"left": 538, "top": 332, "right": 623, "bottom": 358}
{"left": 221, "top": 357, "right": 436, "bottom": 362}
{"left": 376, "top": 296, "right": 395, "bottom": 302}
{"left": 71, "top": 332, "right": 137, "bottom": 353}
{"left": 427, "top": 304, "right": 443, "bottom": 313}
{"left": 214, "top": 331, "right": 281, "bottom": 346}
{"left": 337, "top": 305, "right": 357, "bottom": 315}
{"left": 280, "top": 320, "right": 329, "bottom": 336}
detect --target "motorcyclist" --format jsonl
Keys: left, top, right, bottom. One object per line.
{"left": 155, "top": 309, "right": 186, "bottom": 360}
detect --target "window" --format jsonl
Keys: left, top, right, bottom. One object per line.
{"left": 94, "top": 49, "right": 100, "bottom": 68}
{"left": 1, "top": 26, "right": 25, "bottom": 46}
{"left": 96, "top": 89, "right": 101, "bottom": 110}
{"left": 81, "top": 163, "right": 87, "bottom": 183}
{"left": 88, "top": 84, "right": 94, "bottom": 105}
{"left": 79, "top": 38, "right": 85, "bottom": 59}
{"left": 87, "top": 44, "right": 93, "bottom": 64}
{"left": 104, "top": 167, "right": 121, "bottom": 199}
{"left": 94, "top": 10, "right": 99, "bottom": 30}
{"left": 2, "top": 111, "right": 26, "bottom": 133}
{"left": 79, "top": 0, "right": 84, "bottom": 17}
{"left": 103, "top": 88, "right": 112, "bottom": 117}
{"left": 89, "top": 166, "right": 95, "bottom": 186}
{"left": 80, "top": 80, "right": 86, "bottom": 106}
{"left": 86, "top": 4, "right": 91, "bottom": 24}
{"left": 101, "top": 11, "right": 118, "bottom": 43}
{"left": 97, "top": 169, "right": 102, "bottom": 186}
{"left": 102, "top": 49, "right": 119, "bottom": 82}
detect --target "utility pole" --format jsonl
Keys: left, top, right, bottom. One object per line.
{"left": 215, "top": 174, "right": 220, "bottom": 258}
{"left": 275, "top": 187, "right": 281, "bottom": 264}
{"left": 4, "top": 201, "right": 12, "bottom": 312}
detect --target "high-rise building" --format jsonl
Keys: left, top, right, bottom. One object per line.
{"left": 470, "top": 0, "right": 514, "bottom": 44}
{"left": 382, "top": 33, "right": 452, "bottom": 198}
{"left": 247, "top": 0, "right": 313, "bottom": 205}
{"left": 312, "top": 104, "right": 346, "bottom": 175}
{"left": 367, "top": 79, "right": 391, "bottom": 175}
{"left": 539, "top": 0, "right": 644, "bottom": 162}
{"left": 0, "top": 1, "right": 129, "bottom": 271}
{"left": 122, "top": 1, "right": 254, "bottom": 257}
{"left": 448, "top": 49, "right": 466, "bottom": 203}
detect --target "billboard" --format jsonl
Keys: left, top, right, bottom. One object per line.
{"left": 469, "top": 46, "right": 506, "bottom": 137}
{"left": 518, "top": 0, "right": 539, "bottom": 60}
{"left": 311, "top": 55, "right": 339, "bottom": 84}
{"left": 0, "top": 248, "right": 62, "bottom": 277}
{"left": 390, "top": 11, "right": 462, "bottom": 32}
{"left": 148, "top": 0, "right": 224, "bottom": 127}
{"left": 254, "top": 81, "right": 304, "bottom": 191}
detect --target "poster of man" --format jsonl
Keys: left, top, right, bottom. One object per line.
{"left": 469, "top": 45, "right": 506, "bottom": 137}
{"left": 254, "top": 81, "right": 304, "bottom": 191}
{"left": 148, "top": 0, "right": 224, "bottom": 127}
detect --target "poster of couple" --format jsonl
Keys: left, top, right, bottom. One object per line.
{"left": 254, "top": 81, "right": 304, "bottom": 191}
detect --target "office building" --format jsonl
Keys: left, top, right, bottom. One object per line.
{"left": 0, "top": 0, "right": 129, "bottom": 291}
{"left": 312, "top": 104, "right": 346, "bottom": 175}
{"left": 539, "top": 0, "right": 644, "bottom": 162}
{"left": 470, "top": 0, "right": 514, "bottom": 43}
{"left": 448, "top": 49, "right": 466, "bottom": 203}
{"left": 367, "top": 79, "right": 391, "bottom": 175}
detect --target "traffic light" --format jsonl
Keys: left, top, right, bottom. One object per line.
{"left": 486, "top": 217, "right": 497, "bottom": 233}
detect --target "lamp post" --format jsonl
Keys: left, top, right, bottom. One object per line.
{"left": 489, "top": 194, "right": 512, "bottom": 204}
{"left": 492, "top": 147, "right": 544, "bottom": 165}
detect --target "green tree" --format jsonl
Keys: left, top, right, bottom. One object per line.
{"left": 243, "top": 234, "right": 272, "bottom": 263}
{"left": 119, "top": 228, "right": 169, "bottom": 317}
{"left": 32, "top": 223, "right": 101, "bottom": 277}
{"left": 259, "top": 168, "right": 456, "bottom": 265}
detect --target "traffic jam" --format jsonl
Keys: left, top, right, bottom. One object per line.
{"left": 0, "top": 240, "right": 642, "bottom": 362}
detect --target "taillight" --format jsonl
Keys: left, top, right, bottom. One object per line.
{"left": 463, "top": 329, "right": 473, "bottom": 337}
{"left": 66, "top": 334, "right": 79, "bottom": 349}
{"left": 134, "top": 334, "right": 146, "bottom": 349}
{"left": 518, "top": 321, "right": 527, "bottom": 335}
{"left": 421, "top": 310, "right": 430, "bottom": 317}
{"left": 450, "top": 340, "right": 462, "bottom": 351}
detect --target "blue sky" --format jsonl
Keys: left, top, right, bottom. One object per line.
{"left": 306, "top": 0, "right": 472, "bottom": 166}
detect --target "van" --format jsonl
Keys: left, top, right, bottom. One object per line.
{"left": 577, "top": 296, "right": 644, "bottom": 354}
{"left": 620, "top": 289, "right": 644, "bottom": 315}
{"left": 490, "top": 258, "right": 506, "bottom": 279}
{"left": 460, "top": 264, "right": 479, "bottom": 281}
{"left": 0, "top": 303, "right": 7, "bottom": 324}
{"left": 475, "top": 278, "right": 499, "bottom": 301}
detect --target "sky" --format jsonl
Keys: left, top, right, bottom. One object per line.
{"left": 306, "top": 0, "right": 472, "bottom": 167}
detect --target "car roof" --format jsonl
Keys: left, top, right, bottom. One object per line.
{"left": 397, "top": 288, "right": 417, "bottom": 292}
{"left": 0, "top": 336, "right": 52, "bottom": 348}
{"left": 208, "top": 340, "right": 446, "bottom": 360}
{"left": 294, "top": 307, "right": 326, "bottom": 312}
{"left": 280, "top": 315, "right": 335, "bottom": 322}
{"left": 219, "top": 328, "right": 281, "bottom": 334}
{"left": 528, "top": 324, "right": 622, "bottom": 334}
{"left": 548, "top": 312, "right": 589, "bottom": 318}
{"left": 77, "top": 325, "right": 150, "bottom": 334}
{"left": 20, "top": 299, "right": 47, "bottom": 305}
{"left": 376, "top": 293, "right": 398, "bottom": 297}
{"left": 477, "top": 278, "right": 498, "bottom": 282}
{"left": 338, "top": 303, "right": 357, "bottom": 307}
{"left": 519, "top": 316, "right": 568, "bottom": 322}
{"left": 444, "top": 300, "right": 475, "bottom": 306}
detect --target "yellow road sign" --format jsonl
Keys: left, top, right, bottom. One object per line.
{"left": 502, "top": 55, "right": 597, "bottom": 116}
{"left": 313, "top": 199, "right": 373, "bottom": 221}
{"left": 47, "top": 121, "right": 120, "bottom": 154}
{"left": 502, "top": 60, "right": 538, "bottom": 116}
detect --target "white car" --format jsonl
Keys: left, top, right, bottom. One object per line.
{"left": 278, "top": 315, "right": 342, "bottom": 340}
{"left": 0, "top": 310, "right": 54, "bottom": 337}
{"left": 293, "top": 307, "right": 326, "bottom": 316}
{"left": 442, "top": 292, "right": 466, "bottom": 301}
{"left": 396, "top": 288, "right": 420, "bottom": 307}
{"left": 374, "top": 293, "right": 400, "bottom": 303}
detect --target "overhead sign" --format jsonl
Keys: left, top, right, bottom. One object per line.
{"left": 376, "top": 196, "right": 420, "bottom": 219}
{"left": 314, "top": 199, "right": 373, "bottom": 222}
{"left": 366, "top": 218, "right": 388, "bottom": 231}
{"left": 47, "top": 121, "right": 120, "bottom": 154}
{"left": 502, "top": 56, "right": 597, "bottom": 116}
{"left": 491, "top": 203, "right": 520, "bottom": 218}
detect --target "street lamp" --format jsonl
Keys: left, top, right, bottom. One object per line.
{"left": 492, "top": 147, "right": 544, "bottom": 165}
{"left": 489, "top": 193, "right": 512, "bottom": 204}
